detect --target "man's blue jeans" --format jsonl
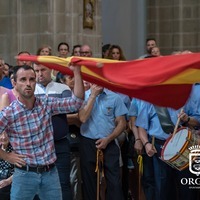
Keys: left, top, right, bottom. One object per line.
{"left": 11, "top": 167, "right": 62, "bottom": 200}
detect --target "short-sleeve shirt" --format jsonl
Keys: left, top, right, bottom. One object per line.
{"left": 80, "top": 89, "right": 128, "bottom": 139}
{"left": 184, "top": 84, "right": 200, "bottom": 125}
{"left": 135, "top": 102, "right": 180, "bottom": 140}
{"left": 128, "top": 98, "right": 146, "bottom": 117}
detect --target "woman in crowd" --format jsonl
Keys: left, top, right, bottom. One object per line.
{"left": 0, "top": 68, "right": 16, "bottom": 200}
{"left": 36, "top": 45, "right": 52, "bottom": 56}
{"left": 107, "top": 44, "right": 126, "bottom": 61}
{"left": 0, "top": 132, "right": 14, "bottom": 200}
{"left": 71, "top": 45, "right": 81, "bottom": 56}
{"left": 58, "top": 42, "right": 70, "bottom": 58}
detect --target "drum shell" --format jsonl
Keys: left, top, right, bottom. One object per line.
{"left": 161, "top": 128, "right": 198, "bottom": 171}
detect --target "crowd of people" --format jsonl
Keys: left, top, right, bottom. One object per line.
{"left": 0, "top": 40, "right": 200, "bottom": 200}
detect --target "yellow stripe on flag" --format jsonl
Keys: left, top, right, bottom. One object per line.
{"left": 162, "top": 68, "right": 200, "bottom": 85}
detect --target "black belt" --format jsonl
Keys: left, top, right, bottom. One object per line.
{"left": 15, "top": 163, "right": 55, "bottom": 173}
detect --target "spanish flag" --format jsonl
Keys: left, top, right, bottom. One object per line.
{"left": 17, "top": 53, "right": 200, "bottom": 109}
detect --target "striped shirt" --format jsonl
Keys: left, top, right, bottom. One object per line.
{"left": 0, "top": 95, "right": 83, "bottom": 166}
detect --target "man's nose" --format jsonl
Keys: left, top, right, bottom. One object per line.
{"left": 26, "top": 80, "right": 31, "bottom": 86}
{"left": 38, "top": 71, "right": 43, "bottom": 76}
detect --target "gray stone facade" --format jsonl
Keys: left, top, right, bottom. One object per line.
{"left": 147, "top": 0, "right": 200, "bottom": 55}
{"left": 0, "top": 0, "right": 102, "bottom": 65}
{"left": 0, "top": 0, "right": 200, "bottom": 65}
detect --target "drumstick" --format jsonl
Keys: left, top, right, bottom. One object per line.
{"left": 151, "top": 136, "right": 157, "bottom": 153}
{"left": 152, "top": 136, "right": 155, "bottom": 147}
{"left": 171, "top": 108, "right": 184, "bottom": 141}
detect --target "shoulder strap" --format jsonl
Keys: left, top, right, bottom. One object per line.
{"left": 154, "top": 105, "right": 175, "bottom": 134}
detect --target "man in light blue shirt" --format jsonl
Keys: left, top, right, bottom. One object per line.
{"left": 135, "top": 101, "right": 200, "bottom": 200}
{"left": 184, "top": 84, "right": 200, "bottom": 129}
{"left": 79, "top": 84, "right": 128, "bottom": 200}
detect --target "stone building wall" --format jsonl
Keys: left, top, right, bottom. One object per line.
{"left": 1, "top": 0, "right": 199, "bottom": 65}
{"left": 0, "top": 0, "right": 102, "bottom": 66}
{"left": 147, "top": 0, "right": 200, "bottom": 55}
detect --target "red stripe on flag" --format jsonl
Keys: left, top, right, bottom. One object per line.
{"left": 16, "top": 55, "right": 194, "bottom": 109}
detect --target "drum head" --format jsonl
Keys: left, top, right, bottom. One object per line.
{"left": 162, "top": 128, "right": 189, "bottom": 160}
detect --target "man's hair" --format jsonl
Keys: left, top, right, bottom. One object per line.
{"left": 146, "top": 38, "right": 156, "bottom": 44}
{"left": 102, "top": 44, "right": 111, "bottom": 53}
{"left": 55, "top": 72, "right": 65, "bottom": 83}
{"left": 73, "top": 44, "right": 81, "bottom": 50}
{"left": 17, "top": 51, "right": 31, "bottom": 56}
{"left": 13, "top": 65, "right": 35, "bottom": 81}
{"left": 71, "top": 44, "right": 81, "bottom": 56}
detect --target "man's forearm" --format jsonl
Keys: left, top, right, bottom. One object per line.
{"left": 107, "top": 117, "right": 126, "bottom": 143}
{"left": 79, "top": 95, "right": 96, "bottom": 123}
{"left": 73, "top": 69, "right": 84, "bottom": 100}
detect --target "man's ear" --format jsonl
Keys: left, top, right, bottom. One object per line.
{"left": 12, "top": 80, "right": 17, "bottom": 87}
{"left": 11, "top": 79, "right": 15, "bottom": 87}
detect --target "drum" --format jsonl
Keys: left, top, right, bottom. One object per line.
{"left": 161, "top": 128, "right": 198, "bottom": 171}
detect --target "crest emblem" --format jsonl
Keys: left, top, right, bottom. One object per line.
{"left": 189, "top": 146, "right": 200, "bottom": 176}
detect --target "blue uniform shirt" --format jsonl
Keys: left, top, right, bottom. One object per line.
{"left": 184, "top": 84, "right": 200, "bottom": 124}
{"left": 80, "top": 89, "right": 128, "bottom": 139}
{"left": 128, "top": 98, "right": 146, "bottom": 117}
{"left": 135, "top": 102, "right": 181, "bottom": 140}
